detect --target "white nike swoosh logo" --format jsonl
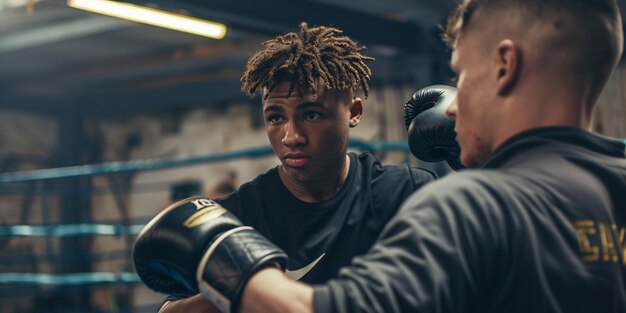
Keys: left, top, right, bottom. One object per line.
{"left": 285, "top": 253, "right": 325, "bottom": 281}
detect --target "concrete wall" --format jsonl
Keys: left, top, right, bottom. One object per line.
{"left": 0, "top": 111, "right": 62, "bottom": 312}
{"left": 594, "top": 66, "right": 626, "bottom": 138}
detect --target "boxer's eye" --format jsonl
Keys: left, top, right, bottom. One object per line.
{"left": 304, "top": 112, "right": 322, "bottom": 121}
{"left": 267, "top": 114, "right": 284, "bottom": 124}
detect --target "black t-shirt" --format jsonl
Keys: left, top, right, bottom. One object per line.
{"left": 165, "top": 152, "right": 436, "bottom": 302}
{"left": 217, "top": 152, "right": 436, "bottom": 283}
{"left": 315, "top": 127, "right": 626, "bottom": 313}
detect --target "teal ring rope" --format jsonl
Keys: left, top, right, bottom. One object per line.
{"left": 0, "top": 139, "right": 408, "bottom": 184}
{"left": 0, "top": 223, "right": 144, "bottom": 236}
{"left": 0, "top": 272, "right": 140, "bottom": 285}
{"left": 1, "top": 139, "right": 624, "bottom": 184}
{"left": 0, "top": 224, "right": 144, "bottom": 285}
{"left": 0, "top": 223, "right": 143, "bottom": 285}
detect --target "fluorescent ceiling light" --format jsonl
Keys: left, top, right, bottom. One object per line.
{"left": 67, "top": 0, "right": 227, "bottom": 39}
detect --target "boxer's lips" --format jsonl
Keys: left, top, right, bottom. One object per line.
{"left": 283, "top": 154, "right": 310, "bottom": 168}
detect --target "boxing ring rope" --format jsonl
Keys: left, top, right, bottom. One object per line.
{"left": 1, "top": 138, "right": 624, "bottom": 290}
{"left": 0, "top": 224, "right": 144, "bottom": 236}
{"left": 2, "top": 138, "right": 623, "bottom": 184}
{"left": 0, "top": 139, "right": 409, "bottom": 184}
{"left": 0, "top": 139, "right": 410, "bottom": 292}
{"left": 0, "top": 272, "right": 140, "bottom": 285}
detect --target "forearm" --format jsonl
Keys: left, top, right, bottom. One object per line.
{"left": 159, "top": 294, "right": 220, "bottom": 313}
{"left": 240, "top": 267, "right": 314, "bottom": 313}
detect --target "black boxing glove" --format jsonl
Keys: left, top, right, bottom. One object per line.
{"left": 133, "top": 197, "right": 288, "bottom": 313}
{"left": 404, "top": 85, "right": 463, "bottom": 170}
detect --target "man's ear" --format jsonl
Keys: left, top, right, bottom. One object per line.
{"left": 349, "top": 97, "right": 364, "bottom": 127}
{"left": 495, "top": 39, "right": 521, "bottom": 96}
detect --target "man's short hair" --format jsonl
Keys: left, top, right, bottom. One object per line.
{"left": 444, "top": 0, "right": 623, "bottom": 101}
{"left": 240, "top": 22, "right": 374, "bottom": 99}
{"left": 444, "top": 0, "right": 621, "bottom": 48}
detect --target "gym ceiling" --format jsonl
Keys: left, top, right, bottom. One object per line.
{"left": 0, "top": 0, "right": 624, "bottom": 118}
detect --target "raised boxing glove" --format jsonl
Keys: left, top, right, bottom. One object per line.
{"left": 404, "top": 85, "right": 463, "bottom": 170}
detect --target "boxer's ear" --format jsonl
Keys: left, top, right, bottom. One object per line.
{"left": 349, "top": 98, "right": 363, "bottom": 128}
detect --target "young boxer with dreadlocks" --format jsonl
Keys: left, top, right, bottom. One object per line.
{"left": 148, "top": 22, "right": 457, "bottom": 313}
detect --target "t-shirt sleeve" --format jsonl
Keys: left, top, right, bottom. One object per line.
{"left": 314, "top": 175, "right": 504, "bottom": 313}
{"left": 408, "top": 165, "right": 438, "bottom": 189}
{"left": 215, "top": 193, "right": 243, "bottom": 218}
